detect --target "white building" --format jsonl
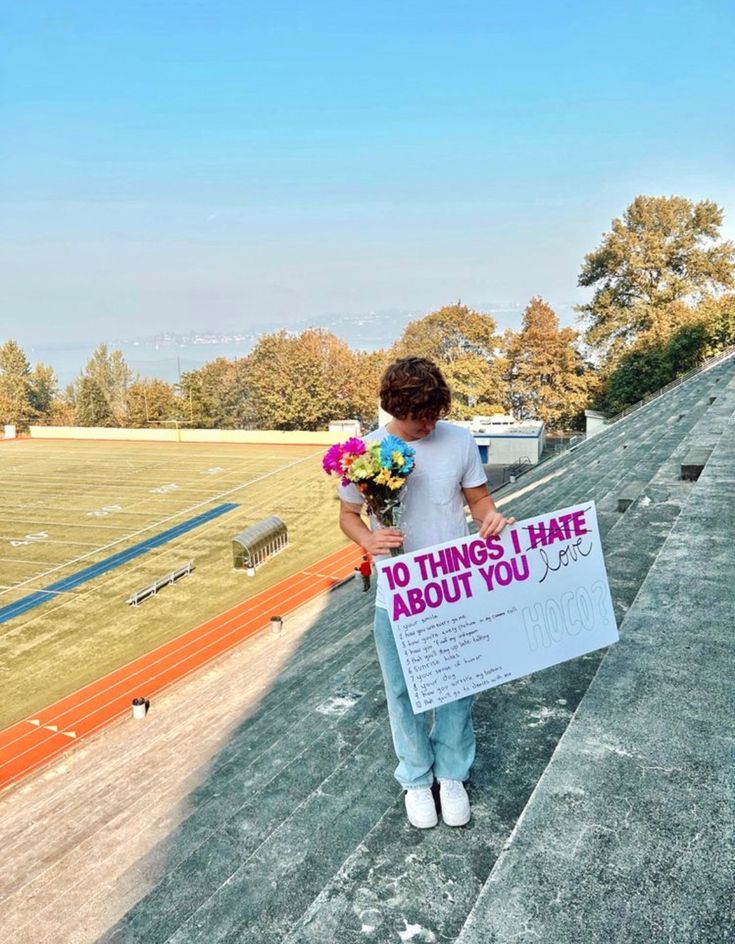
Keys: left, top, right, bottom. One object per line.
{"left": 457, "top": 414, "right": 546, "bottom": 465}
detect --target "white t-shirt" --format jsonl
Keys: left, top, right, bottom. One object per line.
{"left": 339, "top": 421, "right": 488, "bottom": 607}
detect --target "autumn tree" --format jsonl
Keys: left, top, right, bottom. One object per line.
{"left": 178, "top": 357, "right": 253, "bottom": 428}
{"left": 506, "top": 298, "right": 593, "bottom": 429}
{"left": 392, "top": 303, "right": 506, "bottom": 417}
{"left": 125, "top": 378, "right": 180, "bottom": 428}
{"left": 578, "top": 196, "right": 735, "bottom": 362}
{"left": 247, "top": 329, "right": 366, "bottom": 430}
{"left": 691, "top": 293, "right": 735, "bottom": 354}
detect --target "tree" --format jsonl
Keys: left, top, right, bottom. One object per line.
{"left": 392, "top": 303, "right": 506, "bottom": 418}
{"left": 125, "top": 378, "right": 180, "bottom": 428}
{"left": 393, "top": 302, "right": 500, "bottom": 363}
{"left": 578, "top": 196, "right": 735, "bottom": 361}
{"left": 75, "top": 376, "right": 115, "bottom": 426}
{"left": 77, "top": 344, "right": 133, "bottom": 424}
{"left": 351, "top": 348, "right": 390, "bottom": 428}
{"left": 692, "top": 293, "right": 735, "bottom": 354}
{"left": 247, "top": 329, "right": 363, "bottom": 430}
{"left": 594, "top": 292, "right": 735, "bottom": 415}
{"left": 178, "top": 357, "right": 254, "bottom": 428}
{"left": 28, "top": 363, "right": 58, "bottom": 420}
{"left": 442, "top": 354, "right": 508, "bottom": 420}
{"left": 506, "top": 297, "right": 593, "bottom": 429}
{"left": 0, "top": 340, "right": 37, "bottom": 430}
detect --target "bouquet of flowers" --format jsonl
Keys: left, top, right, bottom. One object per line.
{"left": 323, "top": 435, "right": 416, "bottom": 555}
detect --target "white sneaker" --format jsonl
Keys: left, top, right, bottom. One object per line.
{"left": 404, "top": 787, "right": 438, "bottom": 828}
{"left": 439, "top": 779, "right": 471, "bottom": 826}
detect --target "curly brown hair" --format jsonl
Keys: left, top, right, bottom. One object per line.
{"left": 379, "top": 357, "right": 451, "bottom": 420}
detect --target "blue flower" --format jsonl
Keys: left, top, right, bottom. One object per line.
{"left": 380, "top": 435, "right": 416, "bottom": 473}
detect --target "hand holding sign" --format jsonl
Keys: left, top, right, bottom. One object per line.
{"left": 376, "top": 502, "right": 618, "bottom": 713}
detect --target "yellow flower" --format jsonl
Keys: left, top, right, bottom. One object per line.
{"left": 391, "top": 451, "right": 405, "bottom": 467}
{"left": 387, "top": 475, "right": 404, "bottom": 490}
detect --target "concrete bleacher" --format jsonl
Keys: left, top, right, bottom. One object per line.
{"left": 1, "top": 354, "right": 732, "bottom": 943}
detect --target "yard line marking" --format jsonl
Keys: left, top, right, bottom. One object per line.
{"left": 0, "top": 449, "right": 323, "bottom": 599}
{"left": 0, "top": 558, "right": 63, "bottom": 567}
{"left": 0, "top": 539, "right": 107, "bottom": 548}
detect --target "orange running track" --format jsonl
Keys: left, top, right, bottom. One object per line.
{"left": 0, "top": 543, "right": 361, "bottom": 793}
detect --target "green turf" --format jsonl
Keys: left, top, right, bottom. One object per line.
{"left": 0, "top": 439, "right": 349, "bottom": 729}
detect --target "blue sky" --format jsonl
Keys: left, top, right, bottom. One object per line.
{"left": 1, "top": 0, "right": 734, "bottom": 346}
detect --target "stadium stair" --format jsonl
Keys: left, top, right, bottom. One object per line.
{"left": 93, "top": 354, "right": 735, "bottom": 944}
{"left": 7, "top": 354, "right": 733, "bottom": 944}
{"left": 454, "top": 376, "right": 734, "bottom": 944}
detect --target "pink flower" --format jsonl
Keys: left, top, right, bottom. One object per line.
{"left": 323, "top": 437, "right": 366, "bottom": 478}
{"left": 322, "top": 443, "right": 344, "bottom": 475}
{"left": 342, "top": 437, "right": 366, "bottom": 456}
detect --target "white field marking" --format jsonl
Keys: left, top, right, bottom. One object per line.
{"left": 0, "top": 558, "right": 62, "bottom": 567}
{"left": 8, "top": 539, "right": 109, "bottom": 548}
{"left": 149, "top": 483, "right": 179, "bottom": 494}
{"left": 0, "top": 448, "right": 323, "bottom": 599}
{"left": 1, "top": 459, "right": 298, "bottom": 511}
{"left": 0, "top": 455, "right": 303, "bottom": 483}
{"left": 7, "top": 531, "right": 49, "bottom": 548}
{"left": 1, "top": 520, "right": 157, "bottom": 532}
{"left": 2, "top": 467, "right": 294, "bottom": 531}
{"left": 85, "top": 505, "right": 123, "bottom": 518}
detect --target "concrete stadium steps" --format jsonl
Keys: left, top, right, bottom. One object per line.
{"left": 270, "top": 367, "right": 735, "bottom": 944}
{"left": 90, "top": 355, "right": 735, "bottom": 944}
{"left": 453, "top": 393, "right": 735, "bottom": 944}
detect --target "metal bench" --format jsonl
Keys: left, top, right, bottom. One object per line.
{"left": 127, "top": 561, "right": 194, "bottom": 606}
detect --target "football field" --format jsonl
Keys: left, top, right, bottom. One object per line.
{"left": 0, "top": 439, "right": 347, "bottom": 730}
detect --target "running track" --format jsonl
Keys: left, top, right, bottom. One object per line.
{"left": 0, "top": 543, "right": 361, "bottom": 792}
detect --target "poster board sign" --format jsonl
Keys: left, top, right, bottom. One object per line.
{"left": 376, "top": 502, "right": 618, "bottom": 713}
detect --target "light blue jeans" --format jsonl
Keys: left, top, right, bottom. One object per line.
{"left": 373, "top": 606, "right": 476, "bottom": 789}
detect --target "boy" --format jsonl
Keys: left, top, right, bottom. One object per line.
{"left": 358, "top": 555, "right": 372, "bottom": 592}
{"left": 338, "top": 356, "right": 514, "bottom": 828}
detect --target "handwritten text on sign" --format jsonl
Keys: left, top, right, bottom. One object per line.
{"left": 376, "top": 502, "right": 618, "bottom": 713}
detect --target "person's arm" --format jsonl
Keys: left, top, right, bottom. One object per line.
{"left": 462, "top": 484, "right": 515, "bottom": 537}
{"left": 339, "top": 500, "right": 403, "bottom": 556}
